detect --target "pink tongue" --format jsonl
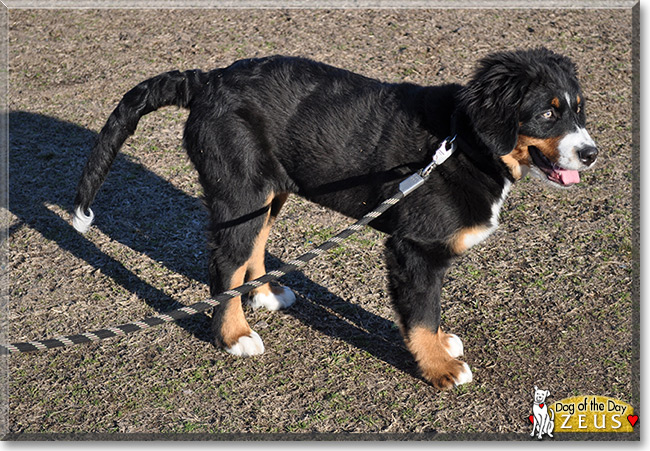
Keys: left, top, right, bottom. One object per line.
{"left": 549, "top": 168, "right": 580, "bottom": 186}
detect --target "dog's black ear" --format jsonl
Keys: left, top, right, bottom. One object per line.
{"left": 459, "top": 51, "right": 532, "bottom": 156}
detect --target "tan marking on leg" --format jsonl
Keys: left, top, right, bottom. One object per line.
{"left": 406, "top": 326, "right": 468, "bottom": 390}
{"left": 248, "top": 193, "right": 290, "bottom": 298}
{"left": 214, "top": 193, "right": 290, "bottom": 349}
{"left": 247, "top": 223, "right": 273, "bottom": 297}
{"left": 246, "top": 194, "right": 273, "bottom": 297}
{"left": 219, "top": 265, "right": 251, "bottom": 348}
{"left": 270, "top": 192, "right": 289, "bottom": 219}
{"left": 447, "top": 225, "right": 492, "bottom": 255}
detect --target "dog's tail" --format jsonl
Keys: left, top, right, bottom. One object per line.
{"left": 72, "top": 69, "right": 208, "bottom": 233}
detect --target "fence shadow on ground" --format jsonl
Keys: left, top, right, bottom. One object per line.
{"left": 8, "top": 111, "right": 418, "bottom": 379}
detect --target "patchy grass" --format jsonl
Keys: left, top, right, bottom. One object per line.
{"left": 6, "top": 8, "right": 636, "bottom": 439}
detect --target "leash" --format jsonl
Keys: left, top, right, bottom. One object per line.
{"left": 1, "top": 137, "right": 457, "bottom": 355}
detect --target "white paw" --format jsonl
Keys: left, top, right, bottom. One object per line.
{"left": 454, "top": 362, "right": 473, "bottom": 386}
{"left": 446, "top": 333, "right": 464, "bottom": 358}
{"left": 249, "top": 287, "right": 296, "bottom": 311}
{"left": 225, "top": 330, "right": 264, "bottom": 357}
{"left": 72, "top": 207, "right": 94, "bottom": 234}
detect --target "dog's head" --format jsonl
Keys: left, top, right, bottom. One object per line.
{"left": 460, "top": 47, "right": 597, "bottom": 188}
{"left": 533, "top": 386, "right": 551, "bottom": 404}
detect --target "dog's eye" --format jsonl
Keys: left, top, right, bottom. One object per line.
{"left": 576, "top": 105, "right": 581, "bottom": 114}
{"left": 541, "top": 110, "right": 554, "bottom": 120}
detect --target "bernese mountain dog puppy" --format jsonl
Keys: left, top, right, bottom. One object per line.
{"left": 73, "top": 47, "right": 597, "bottom": 389}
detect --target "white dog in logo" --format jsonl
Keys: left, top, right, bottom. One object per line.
{"left": 530, "top": 386, "right": 554, "bottom": 439}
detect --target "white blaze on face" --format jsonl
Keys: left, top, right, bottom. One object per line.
{"left": 557, "top": 127, "right": 596, "bottom": 170}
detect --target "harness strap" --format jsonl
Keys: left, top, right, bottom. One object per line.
{"left": 0, "top": 137, "right": 456, "bottom": 355}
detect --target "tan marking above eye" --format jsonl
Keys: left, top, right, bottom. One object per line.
{"left": 577, "top": 94, "right": 581, "bottom": 104}
{"left": 551, "top": 97, "right": 560, "bottom": 108}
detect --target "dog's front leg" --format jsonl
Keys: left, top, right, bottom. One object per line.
{"left": 385, "top": 236, "right": 472, "bottom": 390}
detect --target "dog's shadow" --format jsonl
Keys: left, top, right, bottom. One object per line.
{"left": 8, "top": 111, "right": 416, "bottom": 377}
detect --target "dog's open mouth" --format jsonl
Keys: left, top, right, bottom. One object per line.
{"left": 529, "top": 146, "right": 580, "bottom": 186}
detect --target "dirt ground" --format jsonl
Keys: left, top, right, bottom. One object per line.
{"left": 3, "top": 7, "right": 638, "bottom": 439}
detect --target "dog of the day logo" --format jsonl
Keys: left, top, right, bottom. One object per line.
{"left": 528, "top": 387, "right": 637, "bottom": 438}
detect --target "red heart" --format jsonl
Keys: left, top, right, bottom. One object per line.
{"left": 539, "top": 404, "right": 544, "bottom": 408}
{"left": 628, "top": 415, "right": 638, "bottom": 427}
{"left": 528, "top": 415, "right": 534, "bottom": 424}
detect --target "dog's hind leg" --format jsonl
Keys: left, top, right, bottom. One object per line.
{"left": 385, "top": 236, "right": 473, "bottom": 390}
{"left": 207, "top": 195, "right": 273, "bottom": 357}
{"left": 186, "top": 111, "right": 293, "bottom": 355}
{"left": 212, "top": 264, "right": 264, "bottom": 357}
{"left": 246, "top": 193, "right": 296, "bottom": 311}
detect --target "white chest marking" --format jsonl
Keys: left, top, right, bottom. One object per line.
{"left": 455, "top": 180, "right": 512, "bottom": 252}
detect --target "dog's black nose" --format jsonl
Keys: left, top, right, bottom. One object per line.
{"left": 577, "top": 146, "right": 598, "bottom": 166}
